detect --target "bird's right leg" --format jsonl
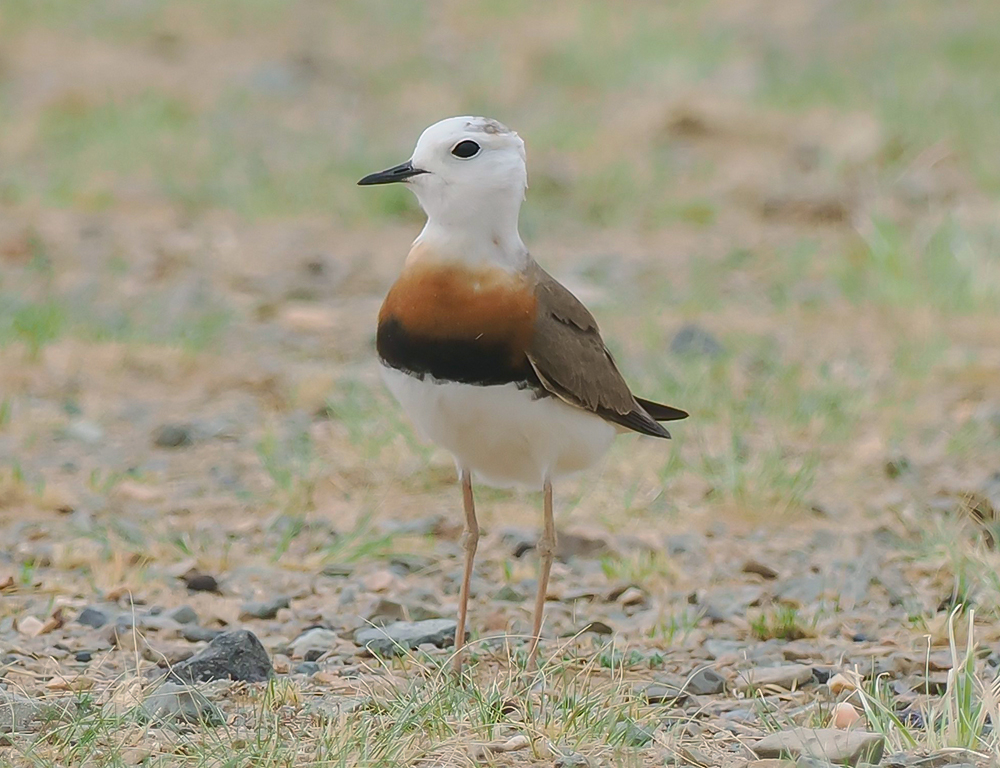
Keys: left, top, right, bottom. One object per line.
{"left": 453, "top": 468, "right": 479, "bottom": 672}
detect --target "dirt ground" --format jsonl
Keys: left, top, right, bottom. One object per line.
{"left": 1, "top": 2, "right": 999, "bottom": 766}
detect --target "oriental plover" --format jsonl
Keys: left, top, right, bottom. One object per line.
{"left": 359, "top": 116, "right": 688, "bottom": 671}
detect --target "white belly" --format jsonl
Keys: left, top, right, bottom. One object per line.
{"left": 381, "top": 366, "right": 616, "bottom": 489}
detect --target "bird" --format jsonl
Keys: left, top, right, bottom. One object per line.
{"left": 358, "top": 116, "right": 687, "bottom": 671}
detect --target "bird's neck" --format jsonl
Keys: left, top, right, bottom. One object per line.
{"left": 410, "top": 208, "right": 528, "bottom": 273}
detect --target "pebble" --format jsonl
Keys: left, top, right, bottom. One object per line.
{"left": 181, "top": 570, "right": 221, "bottom": 593}
{"left": 64, "top": 419, "right": 104, "bottom": 445}
{"left": 168, "top": 629, "right": 273, "bottom": 683}
{"left": 735, "top": 664, "right": 815, "bottom": 692}
{"left": 16, "top": 616, "right": 45, "bottom": 637}
{"left": 686, "top": 667, "right": 727, "bottom": 695}
{"left": 753, "top": 727, "right": 885, "bottom": 766}
{"left": 635, "top": 682, "right": 686, "bottom": 705}
{"left": 181, "top": 625, "right": 223, "bottom": 643}
{"left": 355, "top": 619, "right": 461, "bottom": 657}
{"left": 166, "top": 606, "right": 198, "bottom": 625}
{"left": 152, "top": 423, "right": 194, "bottom": 448}
{"left": 142, "top": 681, "right": 222, "bottom": 725}
{"left": 831, "top": 701, "right": 862, "bottom": 729}
{"left": 555, "top": 753, "right": 593, "bottom": 768}
{"left": 288, "top": 627, "right": 338, "bottom": 660}
{"left": 0, "top": 690, "right": 38, "bottom": 735}
{"left": 743, "top": 559, "right": 780, "bottom": 579}
{"left": 239, "top": 595, "right": 290, "bottom": 620}
{"left": 828, "top": 672, "right": 860, "bottom": 694}
{"left": 293, "top": 661, "right": 320, "bottom": 676}
{"left": 77, "top": 606, "right": 112, "bottom": 628}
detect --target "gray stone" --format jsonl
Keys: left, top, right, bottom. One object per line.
{"left": 288, "top": 627, "right": 338, "bottom": 660}
{"left": 64, "top": 419, "right": 104, "bottom": 445}
{"left": 166, "top": 606, "right": 198, "bottom": 625}
{"left": 686, "top": 666, "right": 727, "bottom": 695}
{"left": 153, "top": 423, "right": 194, "bottom": 448}
{"left": 354, "top": 619, "right": 461, "bottom": 657}
{"left": 753, "top": 728, "right": 885, "bottom": 766}
{"left": 670, "top": 323, "right": 723, "bottom": 358}
{"left": 142, "top": 682, "right": 222, "bottom": 725}
{"left": 239, "top": 596, "right": 290, "bottom": 620}
{"left": 168, "top": 629, "right": 272, "bottom": 683}
{"left": 700, "top": 585, "right": 765, "bottom": 619}
{"left": 181, "top": 625, "right": 223, "bottom": 643}
{"left": 77, "top": 606, "right": 112, "bottom": 628}
{"left": 554, "top": 753, "right": 593, "bottom": 768}
{"left": 293, "top": 661, "right": 320, "bottom": 676}
{"left": 736, "top": 664, "right": 815, "bottom": 692}
{"left": 0, "top": 691, "right": 38, "bottom": 735}
{"left": 635, "top": 682, "right": 686, "bottom": 705}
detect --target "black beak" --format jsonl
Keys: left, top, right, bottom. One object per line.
{"left": 357, "top": 160, "right": 428, "bottom": 186}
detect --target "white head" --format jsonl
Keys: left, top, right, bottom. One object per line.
{"left": 359, "top": 116, "right": 529, "bottom": 268}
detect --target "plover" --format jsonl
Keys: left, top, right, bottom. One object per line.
{"left": 359, "top": 116, "right": 687, "bottom": 670}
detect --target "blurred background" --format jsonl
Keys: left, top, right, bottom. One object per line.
{"left": 1, "top": 0, "right": 1000, "bottom": 761}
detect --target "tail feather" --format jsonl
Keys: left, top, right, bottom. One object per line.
{"left": 636, "top": 397, "right": 689, "bottom": 422}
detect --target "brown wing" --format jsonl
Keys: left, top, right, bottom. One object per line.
{"left": 525, "top": 263, "right": 685, "bottom": 439}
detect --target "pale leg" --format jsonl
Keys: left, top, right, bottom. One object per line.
{"left": 527, "top": 476, "right": 556, "bottom": 669}
{"left": 453, "top": 468, "right": 479, "bottom": 672}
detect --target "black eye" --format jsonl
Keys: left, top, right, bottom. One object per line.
{"left": 451, "top": 140, "right": 481, "bottom": 159}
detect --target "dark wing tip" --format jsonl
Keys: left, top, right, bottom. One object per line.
{"left": 608, "top": 407, "right": 673, "bottom": 439}
{"left": 635, "top": 397, "right": 689, "bottom": 422}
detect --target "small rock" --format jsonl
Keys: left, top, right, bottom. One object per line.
{"left": 555, "top": 753, "right": 593, "bottom": 768}
{"left": 169, "top": 629, "right": 272, "bottom": 683}
{"left": 16, "top": 616, "right": 45, "bottom": 637}
{"left": 831, "top": 701, "right": 862, "bottom": 729}
{"left": 828, "top": 672, "right": 861, "bottom": 695}
{"left": 65, "top": 419, "right": 104, "bottom": 445}
{"left": 635, "top": 682, "right": 686, "bottom": 705}
{"left": 181, "top": 570, "right": 221, "bottom": 593}
{"left": 153, "top": 423, "right": 194, "bottom": 448}
{"left": 575, "top": 620, "right": 614, "bottom": 636}
{"left": 0, "top": 691, "right": 38, "bottom": 735}
{"left": 181, "top": 625, "right": 223, "bottom": 643}
{"left": 239, "top": 595, "right": 290, "bottom": 620}
{"left": 288, "top": 627, "right": 338, "bottom": 660}
{"left": 736, "top": 664, "right": 814, "bottom": 692}
{"left": 753, "top": 728, "right": 884, "bottom": 766}
{"left": 743, "top": 559, "right": 780, "bottom": 579}
{"left": 46, "top": 675, "right": 95, "bottom": 692}
{"left": 471, "top": 734, "right": 530, "bottom": 759}
{"left": 142, "top": 682, "right": 222, "bottom": 725}
{"left": 704, "top": 639, "right": 744, "bottom": 659}
{"left": 686, "top": 667, "right": 727, "bottom": 695}
{"left": 294, "top": 661, "right": 320, "bottom": 676}
{"left": 77, "top": 606, "right": 112, "bottom": 629}
{"left": 670, "top": 323, "right": 723, "bottom": 358}
{"left": 75, "top": 651, "right": 93, "bottom": 663}
{"left": 354, "top": 619, "right": 461, "bottom": 657}
{"left": 166, "top": 606, "right": 198, "bottom": 625}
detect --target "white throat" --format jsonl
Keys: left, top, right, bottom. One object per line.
{"left": 409, "top": 184, "right": 528, "bottom": 272}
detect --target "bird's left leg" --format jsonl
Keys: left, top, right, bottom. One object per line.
{"left": 527, "top": 475, "right": 555, "bottom": 669}
{"left": 452, "top": 468, "right": 479, "bottom": 673}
